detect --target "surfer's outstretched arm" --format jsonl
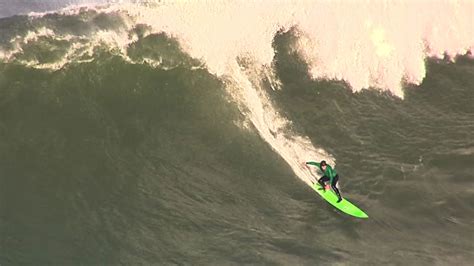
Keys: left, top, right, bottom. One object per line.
{"left": 305, "top": 161, "right": 320, "bottom": 167}
{"left": 304, "top": 162, "right": 319, "bottom": 183}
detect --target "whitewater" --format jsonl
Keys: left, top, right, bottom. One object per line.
{"left": 2, "top": 0, "right": 473, "bottom": 95}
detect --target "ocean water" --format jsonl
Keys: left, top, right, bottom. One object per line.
{"left": 0, "top": 1, "right": 473, "bottom": 265}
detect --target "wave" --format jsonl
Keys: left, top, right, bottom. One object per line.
{"left": 0, "top": 0, "right": 473, "bottom": 188}
{"left": 2, "top": 3, "right": 474, "bottom": 264}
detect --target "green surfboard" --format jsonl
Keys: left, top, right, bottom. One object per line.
{"left": 311, "top": 183, "right": 368, "bottom": 218}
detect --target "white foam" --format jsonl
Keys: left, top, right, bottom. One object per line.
{"left": 6, "top": 1, "right": 473, "bottom": 95}
{"left": 115, "top": 0, "right": 474, "bottom": 98}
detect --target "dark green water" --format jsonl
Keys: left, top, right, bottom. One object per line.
{"left": 1, "top": 8, "right": 473, "bottom": 265}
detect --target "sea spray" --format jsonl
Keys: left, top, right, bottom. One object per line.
{"left": 225, "top": 59, "right": 334, "bottom": 185}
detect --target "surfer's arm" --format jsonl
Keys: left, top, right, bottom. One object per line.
{"left": 305, "top": 161, "right": 320, "bottom": 167}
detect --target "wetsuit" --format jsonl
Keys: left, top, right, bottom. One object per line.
{"left": 306, "top": 161, "right": 342, "bottom": 201}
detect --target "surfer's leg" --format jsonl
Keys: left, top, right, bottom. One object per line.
{"left": 318, "top": 176, "right": 329, "bottom": 188}
{"left": 331, "top": 175, "right": 342, "bottom": 202}
{"left": 333, "top": 187, "right": 342, "bottom": 202}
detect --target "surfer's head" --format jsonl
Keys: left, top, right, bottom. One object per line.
{"left": 320, "top": 160, "right": 327, "bottom": 169}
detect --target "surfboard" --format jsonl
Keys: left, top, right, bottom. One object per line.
{"left": 311, "top": 183, "right": 368, "bottom": 218}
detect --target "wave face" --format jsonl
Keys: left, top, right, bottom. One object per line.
{"left": 1, "top": 1, "right": 473, "bottom": 265}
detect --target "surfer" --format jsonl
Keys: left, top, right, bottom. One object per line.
{"left": 305, "top": 160, "right": 343, "bottom": 203}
